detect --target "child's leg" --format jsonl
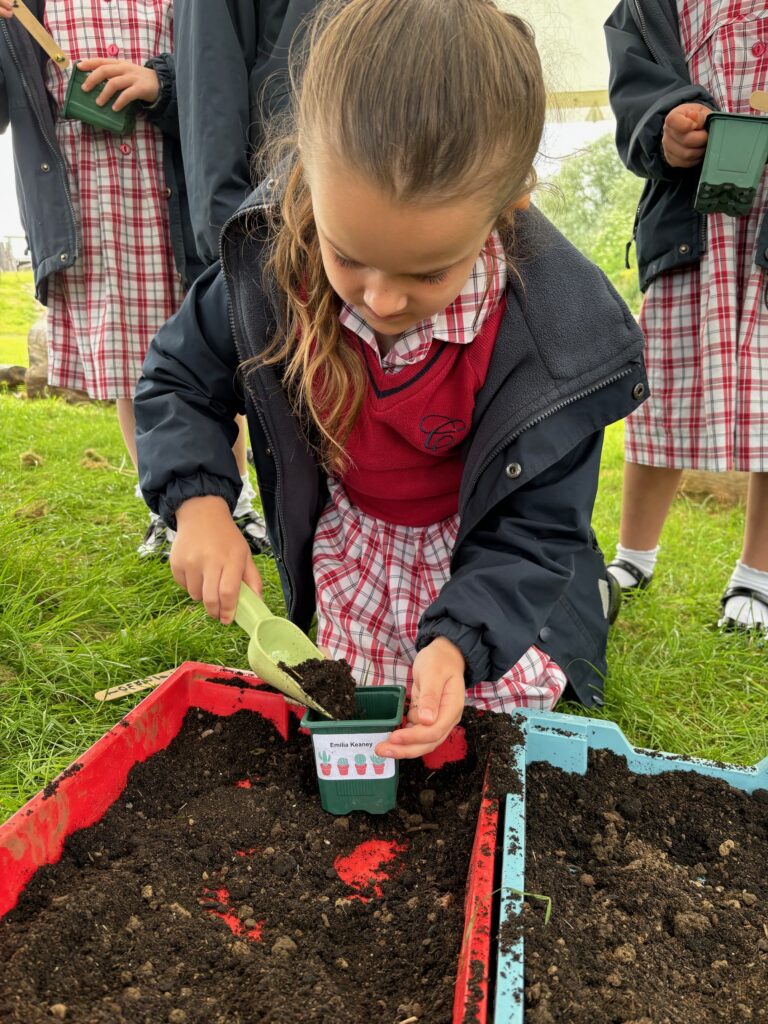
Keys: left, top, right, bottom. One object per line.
{"left": 742, "top": 471, "right": 768, "bottom": 571}
{"left": 609, "top": 463, "right": 683, "bottom": 588}
{"left": 116, "top": 398, "right": 138, "bottom": 470}
{"left": 720, "top": 472, "right": 768, "bottom": 631}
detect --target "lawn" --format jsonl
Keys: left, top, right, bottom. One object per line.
{"left": 0, "top": 394, "right": 766, "bottom": 820}
{"left": 0, "top": 271, "right": 41, "bottom": 367}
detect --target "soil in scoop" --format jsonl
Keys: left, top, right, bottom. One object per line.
{"left": 0, "top": 706, "right": 520, "bottom": 1024}
{"left": 512, "top": 750, "right": 768, "bottom": 1024}
{"left": 281, "top": 656, "right": 358, "bottom": 720}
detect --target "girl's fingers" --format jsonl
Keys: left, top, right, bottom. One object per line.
{"left": 201, "top": 565, "right": 224, "bottom": 622}
{"left": 95, "top": 75, "right": 134, "bottom": 106}
{"left": 242, "top": 558, "right": 263, "bottom": 598}
{"left": 218, "top": 560, "right": 247, "bottom": 626}
{"left": 375, "top": 723, "right": 451, "bottom": 760}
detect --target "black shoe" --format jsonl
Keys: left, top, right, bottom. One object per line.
{"left": 235, "top": 509, "right": 272, "bottom": 556}
{"left": 718, "top": 586, "right": 768, "bottom": 637}
{"left": 607, "top": 572, "right": 622, "bottom": 626}
{"left": 606, "top": 558, "right": 653, "bottom": 594}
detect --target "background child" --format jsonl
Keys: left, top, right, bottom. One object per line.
{"left": 171, "top": 0, "right": 323, "bottom": 558}
{"left": 605, "top": 0, "right": 768, "bottom": 633}
{"left": 0, "top": 0, "right": 190, "bottom": 555}
{"left": 135, "top": 0, "right": 647, "bottom": 758}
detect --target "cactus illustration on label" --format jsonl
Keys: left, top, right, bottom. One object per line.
{"left": 371, "top": 754, "right": 386, "bottom": 776}
{"left": 337, "top": 757, "right": 350, "bottom": 777}
{"left": 319, "top": 750, "right": 332, "bottom": 777}
{"left": 354, "top": 753, "right": 368, "bottom": 776}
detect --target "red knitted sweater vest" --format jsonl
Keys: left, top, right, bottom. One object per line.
{"left": 339, "top": 297, "right": 506, "bottom": 525}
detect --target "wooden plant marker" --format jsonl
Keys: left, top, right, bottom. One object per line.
{"left": 95, "top": 666, "right": 269, "bottom": 703}
{"left": 11, "top": 0, "right": 70, "bottom": 68}
{"left": 95, "top": 670, "right": 175, "bottom": 702}
{"left": 749, "top": 91, "right": 768, "bottom": 113}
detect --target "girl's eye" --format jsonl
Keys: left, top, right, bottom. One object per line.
{"left": 333, "top": 250, "right": 447, "bottom": 285}
{"left": 333, "top": 253, "right": 358, "bottom": 269}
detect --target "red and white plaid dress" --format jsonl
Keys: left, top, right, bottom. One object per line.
{"left": 43, "top": 1, "right": 184, "bottom": 399}
{"left": 627, "top": 0, "right": 768, "bottom": 471}
{"left": 313, "top": 233, "right": 568, "bottom": 714}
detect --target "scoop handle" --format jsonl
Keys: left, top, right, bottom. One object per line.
{"left": 235, "top": 583, "right": 273, "bottom": 637}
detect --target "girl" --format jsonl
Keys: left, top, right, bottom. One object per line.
{"left": 135, "top": 0, "right": 647, "bottom": 758}
{"left": 0, "top": 0, "right": 267, "bottom": 558}
{"left": 605, "top": 0, "right": 768, "bottom": 634}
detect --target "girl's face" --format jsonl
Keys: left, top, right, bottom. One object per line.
{"left": 309, "top": 158, "right": 497, "bottom": 336}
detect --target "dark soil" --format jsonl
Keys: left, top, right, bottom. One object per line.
{"left": 282, "top": 657, "right": 358, "bottom": 720}
{"left": 515, "top": 750, "right": 768, "bottom": 1023}
{"left": 0, "top": 705, "right": 521, "bottom": 1024}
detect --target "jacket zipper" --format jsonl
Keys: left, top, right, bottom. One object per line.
{"left": 465, "top": 367, "right": 635, "bottom": 499}
{"left": 2, "top": 21, "right": 79, "bottom": 265}
{"left": 632, "top": 0, "right": 661, "bottom": 64}
{"left": 219, "top": 211, "right": 295, "bottom": 612}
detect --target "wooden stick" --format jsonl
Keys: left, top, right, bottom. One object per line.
{"left": 94, "top": 670, "right": 175, "bottom": 702}
{"left": 12, "top": 0, "right": 70, "bottom": 68}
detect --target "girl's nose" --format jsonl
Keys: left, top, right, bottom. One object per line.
{"left": 363, "top": 278, "right": 408, "bottom": 319}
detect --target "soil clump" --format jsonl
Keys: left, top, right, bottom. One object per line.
{"left": 282, "top": 657, "right": 358, "bottom": 720}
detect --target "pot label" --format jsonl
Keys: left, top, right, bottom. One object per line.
{"left": 312, "top": 733, "right": 394, "bottom": 780}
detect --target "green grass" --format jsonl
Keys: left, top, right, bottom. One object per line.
{"left": 0, "top": 394, "right": 766, "bottom": 821}
{"left": 0, "top": 270, "right": 41, "bottom": 367}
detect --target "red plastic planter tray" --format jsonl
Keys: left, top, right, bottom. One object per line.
{"left": 0, "top": 662, "right": 499, "bottom": 1023}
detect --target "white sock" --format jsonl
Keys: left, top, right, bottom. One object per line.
{"left": 723, "top": 561, "right": 768, "bottom": 629}
{"left": 610, "top": 544, "right": 659, "bottom": 588}
{"left": 233, "top": 472, "right": 256, "bottom": 519}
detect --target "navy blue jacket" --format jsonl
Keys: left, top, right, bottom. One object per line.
{"left": 606, "top": 0, "right": 768, "bottom": 291}
{"left": 135, "top": 190, "right": 648, "bottom": 708}
{"left": 174, "top": 0, "right": 317, "bottom": 267}
{"left": 0, "top": 2, "right": 202, "bottom": 301}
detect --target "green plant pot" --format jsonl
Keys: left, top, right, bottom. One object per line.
{"left": 695, "top": 112, "right": 768, "bottom": 216}
{"left": 301, "top": 685, "right": 406, "bottom": 815}
{"left": 62, "top": 64, "right": 138, "bottom": 136}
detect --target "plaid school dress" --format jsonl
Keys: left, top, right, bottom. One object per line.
{"left": 626, "top": 0, "right": 768, "bottom": 472}
{"left": 312, "top": 234, "right": 568, "bottom": 714}
{"left": 42, "top": 0, "right": 184, "bottom": 399}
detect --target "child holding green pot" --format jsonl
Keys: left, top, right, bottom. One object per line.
{"left": 135, "top": 0, "right": 647, "bottom": 759}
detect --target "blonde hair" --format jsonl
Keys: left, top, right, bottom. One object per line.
{"left": 253, "top": 0, "right": 546, "bottom": 472}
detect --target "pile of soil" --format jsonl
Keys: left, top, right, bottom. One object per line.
{"left": 0, "top": 705, "right": 520, "bottom": 1024}
{"left": 281, "top": 657, "right": 358, "bottom": 720}
{"left": 515, "top": 750, "right": 768, "bottom": 1023}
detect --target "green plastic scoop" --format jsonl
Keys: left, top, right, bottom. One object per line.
{"left": 234, "top": 583, "right": 332, "bottom": 718}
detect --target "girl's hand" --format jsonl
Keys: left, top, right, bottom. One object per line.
{"left": 171, "top": 495, "right": 263, "bottom": 624}
{"left": 662, "top": 103, "right": 711, "bottom": 168}
{"left": 0, "top": 1, "right": 14, "bottom": 21}
{"left": 76, "top": 58, "right": 160, "bottom": 110}
{"left": 375, "top": 637, "right": 466, "bottom": 760}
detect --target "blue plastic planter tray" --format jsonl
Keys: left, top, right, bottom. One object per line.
{"left": 494, "top": 708, "right": 768, "bottom": 1023}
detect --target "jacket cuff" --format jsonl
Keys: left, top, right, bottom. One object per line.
{"left": 142, "top": 54, "right": 174, "bottom": 119}
{"left": 416, "top": 618, "right": 490, "bottom": 686}
{"left": 145, "top": 473, "right": 240, "bottom": 531}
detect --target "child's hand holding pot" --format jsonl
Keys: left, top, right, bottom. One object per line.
{"left": 172, "top": 495, "right": 263, "bottom": 625}
{"left": 376, "top": 637, "right": 465, "bottom": 759}
{"left": 77, "top": 57, "right": 160, "bottom": 110}
{"left": 662, "top": 102, "right": 711, "bottom": 168}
